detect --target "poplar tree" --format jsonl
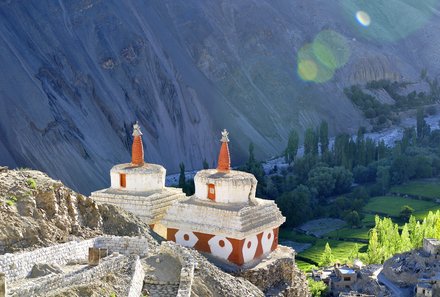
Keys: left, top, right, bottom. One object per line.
{"left": 367, "top": 228, "right": 382, "bottom": 264}
{"left": 400, "top": 224, "right": 412, "bottom": 252}
{"left": 304, "top": 128, "right": 318, "bottom": 156}
{"left": 319, "top": 121, "right": 329, "bottom": 155}
{"left": 319, "top": 242, "right": 334, "bottom": 267}
{"left": 285, "top": 130, "right": 299, "bottom": 163}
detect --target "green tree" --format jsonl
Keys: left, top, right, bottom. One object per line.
{"left": 367, "top": 228, "right": 382, "bottom": 264}
{"left": 400, "top": 205, "right": 414, "bottom": 222}
{"left": 365, "top": 138, "right": 376, "bottom": 165}
{"left": 345, "top": 210, "right": 361, "bottom": 227}
{"left": 304, "top": 128, "right": 318, "bottom": 156}
{"left": 356, "top": 128, "right": 366, "bottom": 166}
{"left": 417, "top": 107, "right": 430, "bottom": 142}
{"left": 308, "top": 279, "right": 328, "bottom": 297}
{"left": 202, "top": 158, "right": 209, "bottom": 169}
{"left": 390, "top": 155, "right": 415, "bottom": 184}
{"left": 244, "top": 142, "right": 265, "bottom": 195}
{"left": 376, "top": 166, "right": 390, "bottom": 195}
{"left": 178, "top": 162, "right": 186, "bottom": 190}
{"left": 319, "top": 242, "right": 334, "bottom": 267}
{"left": 377, "top": 140, "right": 387, "bottom": 160}
{"left": 334, "top": 134, "right": 350, "bottom": 166}
{"left": 293, "top": 154, "right": 318, "bottom": 184}
{"left": 348, "top": 243, "right": 360, "bottom": 262}
{"left": 319, "top": 121, "right": 329, "bottom": 155}
{"left": 400, "top": 224, "right": 412, "bottom": 252}
{"left": 285, "top": 130, "right": 299, "bottom": 164}
{"left": 332, "top": 166, "right": 353, "bottom": 194}
{"left": 307, "top": 166, "right": 336, "bottom": 199}
{"left": 276, "top": 185, "right": 312, "bottom": 227}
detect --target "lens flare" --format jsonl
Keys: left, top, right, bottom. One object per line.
{"left": 297, "top": 44, "right": 334, "bottom": 83}
{"left": 312, "top": 30, "right": 350, "bottom": 70}
{"left": 342, "top": 0, "right": 438, "bottom": 42}
{"left": 298, "top": 59, "right": 318, "bottom": 81}
{"left": 356, "top": 11, "right": 371, "bottom": 26}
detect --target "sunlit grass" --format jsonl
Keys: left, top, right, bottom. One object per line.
{"left": 363, "top": 196, "right": 438, "bottom": 217}
{"left": 391, "top": 181, "right": 440, "bottom": 199}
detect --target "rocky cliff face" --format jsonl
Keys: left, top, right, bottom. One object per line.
{"left": 0, "top": 166, "right": 157, "bottom": 253}
{"left": 1, "top": 1, "right": 440, "bottom": 194}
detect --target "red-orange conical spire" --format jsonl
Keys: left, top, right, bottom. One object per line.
{"left": 131, "top": 122, "right": 144, "bottom": 166}
{"left": 217, "top": 129, "right": 230, "bottom": 172}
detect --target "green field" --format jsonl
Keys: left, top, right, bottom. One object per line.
{"left": 296, "top": 259, "right": 316, "bottom": 272}
{"left": 298, "top": 238, "right": 367, "bottom": 265}
{"left": 279, "top": 229, "right": 316, "bottom": 244}
{"left": 326, "top": 227, "right": 370, "bottom": 241}
{"left": 363, "top": 196, "right": 439, "bottom": 217}
{"left": 284, "top": 181, "right": 440, "bottom": 273}
{"left": 391, "top": 181, "right": 440, "bottom": 199}
{"left": 361, "top": 214, "right": 377, "bottom": 226}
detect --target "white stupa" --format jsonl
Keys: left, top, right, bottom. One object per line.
{"left": 91, "top": 122, "right": 185, "bottom": 237}
{"left": 160, "top": 130, "right": 285, "bottom": 266}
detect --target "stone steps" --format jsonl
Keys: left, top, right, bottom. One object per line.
{"left": 144, "top": 283, "right": 179, "bottom": 297}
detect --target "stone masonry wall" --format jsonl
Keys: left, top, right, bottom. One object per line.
{"left": 94, "top": 236, "right": 149, "bottom": 257}
{"left": 0, "top": 236, "right": 149, "bottom": 283}
{"left": 160, "top": 241, "right": 195, "bottom": 297}
{"left": 127, "top": 256, "right": 145, "bottom": 297}
{"left": 0, "top": 239, "right": 95, "bottom": 282}
{"left": 10, "top": 254, "right": 127, "bottom": 296}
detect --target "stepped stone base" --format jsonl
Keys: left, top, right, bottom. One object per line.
{"left": 161, "top": 196, "right": 285, "bottom": 265}
{"left": 91, "top": 187, "right": 185, "bottom": 228}
{"left": 161, "top": 196, "right": 285, "bottom": 238}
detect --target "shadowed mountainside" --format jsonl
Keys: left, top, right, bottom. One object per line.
{"left": 1, "top": 0, "right": 440, "bottom": 194}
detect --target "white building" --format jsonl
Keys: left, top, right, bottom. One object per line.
{"left": 423, "top": 238, "right": 440, "bottom": 257}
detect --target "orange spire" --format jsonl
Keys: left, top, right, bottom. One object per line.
{"left": 131, "top": 122, "right": 144, "bottom": 166}
{"left": 217, "top": 129, "right": 230, "bottom": 172}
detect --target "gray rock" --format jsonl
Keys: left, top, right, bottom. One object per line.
{"left": 28, "top": 263, "right": 63, "bottom": 278}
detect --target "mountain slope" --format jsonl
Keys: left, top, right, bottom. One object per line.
{"left": 1, "top": 0, "right": 440, "bottom": 193}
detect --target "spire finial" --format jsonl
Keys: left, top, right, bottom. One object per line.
{"left": 221, "top": 129, "right": 229, "bottom": 142}
{"left": 132, "top": 121, "right": 143, "bottom": 137}
{"left": 131, "top": 121, "right": 144, "bottom": 166}
{"left": 217, "top": 129, "right": 230, "bottom": 172}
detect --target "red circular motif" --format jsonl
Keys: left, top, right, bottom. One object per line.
{"left": 183, "top": 234, "right": 190, "bottom": 241}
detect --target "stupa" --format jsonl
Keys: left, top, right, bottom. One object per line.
{"left": 161, "top": 129, "right": 285, "bottom": 266}
{"left": 91, "top": 122, "right": 185, "bottom": 237}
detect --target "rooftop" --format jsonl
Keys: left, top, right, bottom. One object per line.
{"left": 111, "top": 163, "right": 165, "bottom": 174}
{"left": 425, "top": 238, "right": 440, "bottom": 246}
{"left": 337, "top": 267, "right": 356, "bottom": 275}
{"left": 195, "top": 169, "right": 256, "bottom": 183}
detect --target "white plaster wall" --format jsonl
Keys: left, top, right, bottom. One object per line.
{"left": 242, "top": 235, "right": 258, "bottom": 263}
{"left": 261, "top": 229, "right": 275, "bottom": 254}
{"left": 208, "top": 236, "right": 233, "bottom": 260}
{"left": 194, "top": 179, "right": 255, "bottom": 203}
{"left": 110, "top": 171, "right": 164, "bottom": 191}
{"left": 175, "top": 230, "right": 198, "bottom": 248}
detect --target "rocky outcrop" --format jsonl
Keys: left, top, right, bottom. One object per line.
{"left": 235, "top": 246, "right": 309, "bottom": 297}
{"left": 0, "top": 168, "right": 156, "bottom": 254}
{"left": 382, "top": 249, "right": 440, "bottom": 287}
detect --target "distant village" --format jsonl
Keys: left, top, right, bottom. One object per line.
{"left": 311, "top": 237, "right": 440, "bottom": 296}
